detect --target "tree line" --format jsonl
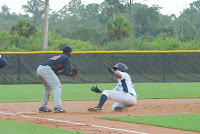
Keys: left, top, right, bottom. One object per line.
{"left": 0, "top": 0, "right": 200, "bottom": 51}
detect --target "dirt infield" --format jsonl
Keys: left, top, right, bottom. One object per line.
{"left": 0, "top": 99, "right": 200, "bottom": 134}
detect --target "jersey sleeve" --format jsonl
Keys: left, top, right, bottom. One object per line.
{"left": 63, "top": 57, "right": 71, "bottom": 76}
{"left": 116, "top": 70, "right": 125, "bottom": 81}
{"left": 116, "top": 71, "right": 129, "bottom": 93}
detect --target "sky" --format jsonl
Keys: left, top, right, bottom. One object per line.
{"left": 0, "top": 0, "right": 198, "bottom": 17}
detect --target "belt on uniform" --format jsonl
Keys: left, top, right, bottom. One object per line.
{"left": 129, "top": 93, "right": 137, "bottom": 98}
{"left": 41, "top": 65, "right": 51, "bottom": 68}
{"left": 41, "top": 65, "right": 52, "bottom": 69}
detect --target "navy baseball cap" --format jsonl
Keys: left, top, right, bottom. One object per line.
{"left": 63, "top": 46, "right": 72, "bottom": 53}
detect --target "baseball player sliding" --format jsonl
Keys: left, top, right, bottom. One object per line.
{"left": 0, "top": 55, "right": 7, "bottom": 69}
{"left": 37, "top": 46, "right": 78, "bottom": 113}
{"left": 88, "top": 63, "right": 137, "bottom": 112}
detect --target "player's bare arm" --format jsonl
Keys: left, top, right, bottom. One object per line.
{"left": 108, "top": 67, "right": 122, "bottom": 78}
{"left": 113, "top": 71, "right": 122, "bottom": 79}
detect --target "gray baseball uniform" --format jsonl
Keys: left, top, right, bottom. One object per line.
{"left": 37, "top": 53, "right": 71, "bottom": 109}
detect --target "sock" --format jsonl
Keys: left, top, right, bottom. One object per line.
{"left": 97, "top": 94, "right": 107, "bottom": 109}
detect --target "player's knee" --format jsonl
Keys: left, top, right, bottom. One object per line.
{"left": 111, "top": 102, "right": 126, "bottom": 111}
{"left": 47, "top": 91, "right": 51, "bottom": 96}
{"left": 102, "top": 90, "right": 110, "bottom": 97}
{"left": 55, "top": 84, "right": 62, "bottom": 90}
{"left": 111, "top": 106, "right": 116, "bottom": 111}
{"left": 114, "top": 107, "right": 123, "bottom": 111}
{"left": 111, "top": 105, "right": 124, "bottom": 111}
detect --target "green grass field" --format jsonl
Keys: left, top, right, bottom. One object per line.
{"left": 0, "top": 82, "right": 200, "bottom": 133}
{"left": 0, "top": 82, "right": 200, "bottom": 102}
{"left": 0, "top": 119, "right": 85, "bottom": 134}
{"left": 102, "top": 113, "right": 200, "bottom": 133}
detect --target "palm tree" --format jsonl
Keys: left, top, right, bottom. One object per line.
{"left": 106, "top": 15, "right": 131, "bottom": 40}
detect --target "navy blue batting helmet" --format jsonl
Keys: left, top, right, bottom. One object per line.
{"left": 113, "top": 63, "right": 128, "bottom": 72}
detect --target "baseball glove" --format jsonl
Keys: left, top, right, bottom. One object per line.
{"left": 108, "top": 67, "right": 114, "bottom": 74}
{"left": 70, "top": 68, "right": 79, "bottom": 79}
{"left": 91, "top": 86, "right": 102, "bottom": 93}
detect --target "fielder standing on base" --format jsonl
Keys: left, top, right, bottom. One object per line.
{"left": 88, "top": 63, "right": 137, "bottom": 112}
{"left": 37, "top": 46, "right": 78, "bottom": 113}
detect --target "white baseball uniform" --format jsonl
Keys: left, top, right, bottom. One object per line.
{"left": 102, "top": 70, "right": 137, "bottom": 111}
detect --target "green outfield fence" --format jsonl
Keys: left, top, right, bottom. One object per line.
{"left": 0, "top": 50, "right": 200, "bottom": 84}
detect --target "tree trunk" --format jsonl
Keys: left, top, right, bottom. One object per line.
{"left": 128, "top": 0, "right": 133, "bottom": 28}
{"left": 43, "top": 0, "right": 49, "bottom": 50}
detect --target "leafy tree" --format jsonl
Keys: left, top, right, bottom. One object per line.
{"left": 81, "top": 3, "right": 104, "bottom": 33}
{"left": 134, "top": 5, "right": 160, "bottom": 38}
{"left": 59, "top": 0, "right": 85, "bottom": 20}
{"left": 106, "top": 0, "right": 125, "bottom": 13}
{"left": 100, "top": 36, "right": 151, "bottom": 50}
{"left": 106, "top": 15, "right": 131, "bottom": 40}
{"left": 1, "top": 0, "right": 200, "bottom": 51}
{"left": 99, "top": 0, "right": 125, "bottom": 24}
{"left": 50, "top": 0, "right": 104, "bottom": 40}
{"left": 158, "top": 15, "right": 175, "bottom": 37}
{"left": 70, "top": 25, "right": 100, "bottom": 41}
{"left": 49, "top": 11, "right": 60, "bottom": 21}
{"left": 55, "top": 0, "right": 86, "bottom": 35}
{"left": 10, "top": 18, "right": 37, "bottom": 38}
{"left": 121, "top": 0, "right": 134, "bottom": 27}
{"left": 179, "top": 0, "right": 200, "bottom": 40}
{"left": 151, "top": 35, "right": 182, "bottom": 50}
{"left": 0, "top": 5, "right": 20, "bottom": 31}
{"left": 68, "top": 0, "right": 85, "bottom": 18}
{"left": 176, "top": 18, "right": 197, "bottom": 41}
{"left": 48, "top": 37, "right": 96, "bottom": 51}
{"left": 85, "top": 3, "right": 100, "bottom": 19}
{"left": 0, "top": 5, "right": 10, "bottom": 18}
{"left": 22, "top": 0, "right": 45, "bottom": 24}
{"left": 58, "top": 6, "right": 69, "bottom": 18}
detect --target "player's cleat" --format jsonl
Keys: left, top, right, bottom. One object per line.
{"left": 88, "top": 107, "right": 101, "bottom": 112}
{"left": 39, "top": 106, "right": 52, "bottom": 112}
{"left": 54, "top": 107, "right": 66, "bottom": 113}
{"left": 114, "top": 107, "right": 123, "bottom": 111}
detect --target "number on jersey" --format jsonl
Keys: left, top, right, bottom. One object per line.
{"left": 50, "top": 55, "right": 61, "bottom": 60}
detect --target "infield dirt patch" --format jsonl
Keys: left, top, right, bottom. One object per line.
{"left": 0, "top": 99, "right": 200, "bottom": 134}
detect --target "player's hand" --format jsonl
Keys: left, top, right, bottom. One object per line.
{"left": 91, "top": 86, "right": 102, "bottom": 93}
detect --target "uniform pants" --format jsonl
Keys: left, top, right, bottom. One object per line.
{"left": 37, "top": 65, "right": 62, "bottom": 108}
{"left": 102, "top": 90, "right": 137, "bottom": 111}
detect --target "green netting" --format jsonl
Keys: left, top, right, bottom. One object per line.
{"left": 0, "top": 52, "right": 200, "bottom": 84}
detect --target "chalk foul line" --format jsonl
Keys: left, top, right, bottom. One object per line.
{"left": 0, "top": 111, "right": 149, "bottom": 134}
